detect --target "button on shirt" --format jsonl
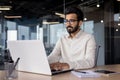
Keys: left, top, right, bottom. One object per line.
{"left": 48, "top": 30, "right": 96, "bottom": 69}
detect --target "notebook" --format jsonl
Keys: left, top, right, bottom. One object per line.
{"left": 7, "top": 40, "right": 72, "bottom": 75}
{"left": 71, "top": 70, "right": 101, "bottom": 78}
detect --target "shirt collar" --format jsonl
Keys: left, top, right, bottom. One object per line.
{"left": 66, "top": 30, "right": 83, "bottom": 39}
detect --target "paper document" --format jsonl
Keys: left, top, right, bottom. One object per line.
{"left": 71, "top": 70, "right": 101, "bottom": 78}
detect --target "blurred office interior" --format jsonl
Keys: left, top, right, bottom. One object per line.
{"left": 0, "top": 0, "right": 120, "bottom": 67}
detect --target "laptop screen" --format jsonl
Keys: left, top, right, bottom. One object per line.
{"left": 7, "top": 40, "right": 52, "bottom": 75}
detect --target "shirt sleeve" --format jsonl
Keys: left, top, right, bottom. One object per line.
{"left": 67, "top": 35, "right": 96, "bottom": 69}
{"left": 48, "top": 38, "right": 61, "bottom": 63}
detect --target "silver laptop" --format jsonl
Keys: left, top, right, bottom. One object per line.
{"left": 7, "top": 40, "right": 72, "bottom": 75}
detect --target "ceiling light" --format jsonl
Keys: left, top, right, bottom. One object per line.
{"left": 60, "top": 15, "right": 65, "bottom": 18}
{"left": 117, "top": 0, "right": 120, "bottom": 1}
{"left": 116, "top": 29, "right": 119, "bottom": 31}
{"left": 0, "top": 6, "right": 12, "bottom": 10}
{"left": 118, "top": 23, "right": 120, "bottom": 26}
{"left": 4, "top": 16, "right": 22, "bottom": 18}
{"left": 55, "top": 12, "right": 65, "bottom": 18}
{"left": 84, "top": 18, "right": 87, "bottom": 21}
{"left": 96, "top": 4, "right": 100, "bottom": 7}
{"left": 55, "top": 12, "right": 63, "bottom": 16}
{"left": 42, "top": 20, "right": 59, "bottom": 24}
{"left": 119, "top": 16, "right": 120, "bottom": 19}
{"left": 101, "top": 20, "right": 103, "bottom": 23}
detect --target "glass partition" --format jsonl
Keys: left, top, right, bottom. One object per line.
{"left": 0, "top": 12, "right": 6, "bottom": 69}
{"left": 1, "top": 1, "right": 105, "bottom": 65}
{"left": 3, "top": 0, "right": 120, "bottom": 65}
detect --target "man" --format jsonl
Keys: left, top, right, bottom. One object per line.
{"left": 48, "top": 6, "right": 96, "bottom": 70}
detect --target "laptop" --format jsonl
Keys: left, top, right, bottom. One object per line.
{"left": 7, "top": 40, "right": 72, "bottom": 75}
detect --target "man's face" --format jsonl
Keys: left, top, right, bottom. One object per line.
{"left": 65, "top": 13, "right": 81, "bottom": 34}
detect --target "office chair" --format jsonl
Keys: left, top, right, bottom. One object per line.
{"left": 94, "top": 45, "right": 101, "bottom": 67}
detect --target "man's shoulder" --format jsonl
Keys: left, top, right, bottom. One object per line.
{"left": 60, "top": 33, "right": 69, "bottom": 39}
{"left": 56, "top": 34, "right": 68, "bottom": 42}
{"left": 81, "top": 31, "right": 94, "bottom": 37}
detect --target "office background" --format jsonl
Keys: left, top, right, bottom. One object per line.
{"left": 0, "top": 0, "right": 120, "bottom": 67}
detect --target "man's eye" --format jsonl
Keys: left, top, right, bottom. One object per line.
{"left": 70, "top": 20, "right": 74, "bottom": 22}
{"left": 70, "top": 20, "right": 77, "bottom": 22}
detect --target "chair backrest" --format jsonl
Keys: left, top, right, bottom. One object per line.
{"left": 94, "top": 45, "right": 101, "bottom": 67}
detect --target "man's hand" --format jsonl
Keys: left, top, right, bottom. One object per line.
{"left": 50, "top": 62, "right": 70, "bottom": 71}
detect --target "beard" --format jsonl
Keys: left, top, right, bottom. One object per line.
{"left": 66, "top": 25, "right": 79, "bottom": 34}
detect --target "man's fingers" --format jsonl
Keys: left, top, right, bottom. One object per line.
{"left": 50, "top": 62, "right": 69, "bottom": 70}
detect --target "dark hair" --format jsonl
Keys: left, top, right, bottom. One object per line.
{"left": 65, "top": 6, "right": 84, "bottom": 21}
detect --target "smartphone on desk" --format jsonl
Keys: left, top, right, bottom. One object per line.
{"left": 94, "top": 70, "right": 116, "bottom": 74}
{"left": 94, "top": 70, "right": 118, "bottom": 76}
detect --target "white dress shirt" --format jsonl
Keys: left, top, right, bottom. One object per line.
{"left": 48, "top": 30, "right": 96, "bottom": 69}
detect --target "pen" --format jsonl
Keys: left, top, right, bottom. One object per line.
{"left": 9, "top": 57, "right": 20, "bottom": 75}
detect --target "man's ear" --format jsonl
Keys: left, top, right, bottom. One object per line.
{"left": 78, "top": 21, "right": 83, "bottom": 26}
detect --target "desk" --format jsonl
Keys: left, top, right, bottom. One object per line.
{"left": 1, "top": 64, "right": 120, "bottom": 80}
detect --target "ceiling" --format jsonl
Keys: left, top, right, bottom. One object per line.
{"left": 0, "top": 0, "right": 103, "bottom": 20}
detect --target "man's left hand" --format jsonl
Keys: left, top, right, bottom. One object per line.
{"left": 50, "top": 62, "right": 70, "bottom": 71}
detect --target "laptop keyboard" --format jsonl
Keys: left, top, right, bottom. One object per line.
{"left": 51, "top": 69, "right": 73, "bottom": 75}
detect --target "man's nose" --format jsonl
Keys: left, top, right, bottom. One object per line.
{"left": 66, "top": 22, "right": 71, "bottom": 26}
